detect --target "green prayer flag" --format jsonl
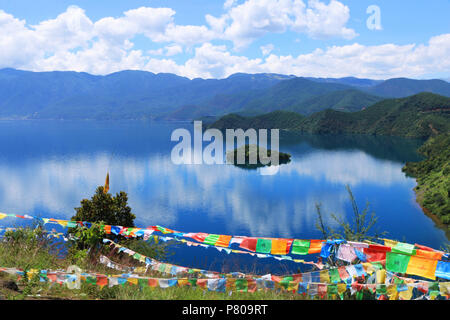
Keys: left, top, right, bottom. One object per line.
{"left": 188, "top": 279, "right": 197, "bottom": 287}
{"left": 204, "top": 234, "right": 220, "bottom": 246}
{"left": 235, "top": 279, "right": 248, "bottom": 292}
{"left": 327, "top": 284, "right": 338, "bottom": 295}
{"left": 255, "top": 238, "right": 272, "bottom": 253}
{"left": 376, "top": 284, "right": 387, "bottom": 295}
{"left": 291, "top": 239, "right": 310, "bottom": 255}
{"left": 386, "top": 252, "right": 411, "bottom": 273}
{"left": 67, "top": 221, "right": 77, "bottom": 228}
{"left": 138, "top": 278, "right": 148, "bottom": 288}
{"left": 133, "top": 253, "right": 142, "bottom": 260}
{"left": 86, "top": 276, "right": 96, "bottom": 285}
{"left": 329, "top": 268, "right": 341, "bottom": 283}
{"left": 278, "top": 276, "right": 293, "bottom": 289}
{"left": 392, "top": 242, "right": 416, "bottom": 255}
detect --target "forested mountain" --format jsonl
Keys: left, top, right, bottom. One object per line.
{"left": 210, "top": 93, "right": 450, "bottom": 139}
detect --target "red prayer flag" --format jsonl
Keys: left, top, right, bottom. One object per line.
{"left": 239, "top": 238, "right": 258, "bottom": 252}
{"left": 197, "top": 279, "right": 208, "bottom": 288}
{"left": 363, "top": 248, "right": 387, "bottom": 262}
{"left": 368, "top": 244, "right": 391, "bottom": 252}
{"left": 148, "top": 279, "right": 158, "bottom": 287}
{"left": 191, "top": 233, "right": 208, "bottom": 243}
{"left": 96, "top": 276, "right": 108, "bottom": 287}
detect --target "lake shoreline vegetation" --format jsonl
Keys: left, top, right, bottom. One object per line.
{"left": 403, "top": 133, "right": 450, "bottom": 229}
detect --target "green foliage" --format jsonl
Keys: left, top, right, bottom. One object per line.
{"left": 403, "top": 133, "right": 450, "bottom": 227}
{"left": 208, "top": 110, "right": 304, "bottom": 130}
{"left": 69, "top": 222, "right": 106, "bottom": 250}
{"left": 0, "top": 227, "right": 62, "bottom": 270}
{"left": 315, "top": 185, "right": 386, "bottom": 242}
{"left": 69, "top": 186, "right": 135, "bottom": 249}
{"left": 71, "top": 186, "right": 136, "bottom": 227}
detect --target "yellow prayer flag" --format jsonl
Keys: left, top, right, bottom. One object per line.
{"left": 383, "top": 239, "right": 398, "bottom": 248}
{"left": 439, "top": 283, "right": 450, "bottom": 296}
{"left": 271, "top": 239, "right": 288, "bottom": 255}
{"left": 387, "top": 285, "right": 398, "bottom": 300}
{"left": 405, "top": 255, "right": 438, "bottom": 280}
{"left": 127, "top": 277, "right": 138, "bottom": 286}
{"left": 57, "top": 220, "right": 68, "bottom": 228}
{"left": 399, "top": 286, "right": 413, "bottom": 300}
{"left": 0, "top": 213, "right": 7, "bottom": 220}
{"left": 376, "top": 269, "right": 386, "bottom": 284}
{"left": 319, "top": 270, "right": 330, "bottom": 283}
{"left": 362, "top": 263, "right": 375, "bottom": 274}
{"left": 337, "top": 283, "right": 347, "bottom": 295}
{"left": 177, "top": 279, "right": 190, "bottom": 287}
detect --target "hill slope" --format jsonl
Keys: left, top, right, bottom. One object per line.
{"left": 364, "top": 78, "right": 450, "bottom": 98}
{"left": 0, "top": 69, "right": 288, "bottom": 119}
{"left": 208, "top": 111, "right": 305, "bottom": 130}
{"left": 210, "top": 92, "right": 450, "bottom": 139}
{"left": 403, "top": 133, "right": 450, "bottom": 226}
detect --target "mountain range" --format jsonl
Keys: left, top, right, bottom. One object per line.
{"left": 210, "top": 92, "right": 450, "bottom": 139}
{"left": 1, "top": 68, "right": 450, "bottom": 120}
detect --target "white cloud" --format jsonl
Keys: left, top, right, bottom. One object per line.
{"left": 94, "top": 6, "right": 175, "bottom": 43}
{"left": 224, "top": 0, "right": 238, "bottom": 9}
{"left": 1, "top": 4, "right": 450, "bottom": 79}
{"left": 213, "top": 0, "right": 357, "bottom": 49}
{"left": 165, "top": 44, "right": 183, "bottom": 56}
{"left": 142, "top": 35, "right": 450, "bottom": 79}
{"left": 291, "top": 0, "right": 357, "bottom": 40}
{"left": 260, "top": 43, "right": 274, "bottom": 56}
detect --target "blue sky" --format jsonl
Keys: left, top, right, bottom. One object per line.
{"left": 0, "top": 0, "right": 449, "bottom": 79}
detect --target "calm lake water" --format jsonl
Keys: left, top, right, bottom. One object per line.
{"left": 0, "top": 120, "right": 448, "bottom": 274}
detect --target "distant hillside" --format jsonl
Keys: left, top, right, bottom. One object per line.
{"left": 0, "top": 69, "right": 288, "bottom": 119}
{"left": 237, "top": 77, "right": 352, "bottom": 115}
{"left": 305, "top": 76, "right": 383, "bottom": 87}
{"left": 1, "top": 68, "right": 450, "bottom": 120}
{"left": 208, "top": 110, "right": 305, "bottom": 130}
{"left": 210, "top": 92, "right": 450, "bottom": 139}
{"left": 288, "top": 89, "right": 383, "bottom": 115}
{"left": 364, "top": 78, "right": 450, "bottom": 98}
{"left": 167, "top": 76, "right": 450, "bottom": 120}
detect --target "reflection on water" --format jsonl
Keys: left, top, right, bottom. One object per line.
{"left": 0, "top": 120, "right": 447, "bottom": 272}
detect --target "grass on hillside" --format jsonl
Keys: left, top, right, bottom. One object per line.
{"left": 0, "top": 227, "right": 313, "bottom": 300}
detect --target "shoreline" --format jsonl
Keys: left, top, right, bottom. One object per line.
{"left": 413, "top": 187, "right": 450, "bottom": 241}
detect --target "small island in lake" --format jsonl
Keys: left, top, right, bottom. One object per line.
{"left": 226, "top": 144, "right": 291, "bottom": 169}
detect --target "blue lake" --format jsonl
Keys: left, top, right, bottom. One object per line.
{"left": 0, "top": 120, "right": 448, "bottom": 274}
